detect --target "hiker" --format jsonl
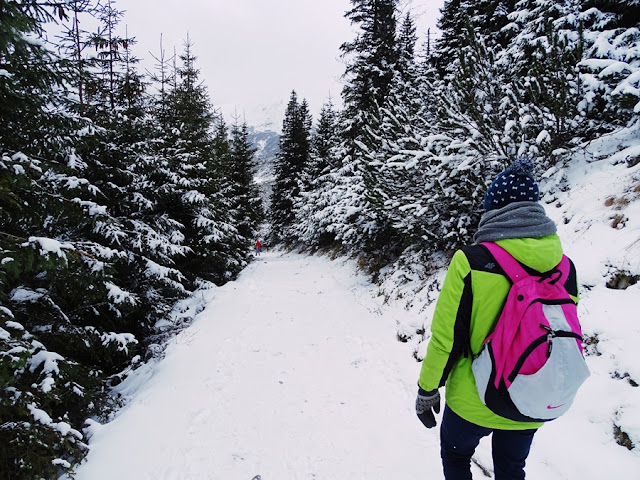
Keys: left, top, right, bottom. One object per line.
{"left": 255, "top": 239, "right": 262, "bottom": 256}
{"left": 415, "top": 157, "right": 580, "bottom": 480}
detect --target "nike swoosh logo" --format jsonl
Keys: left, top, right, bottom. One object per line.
{"left": 547, "top": 404, "right": 565, "bottom": 410}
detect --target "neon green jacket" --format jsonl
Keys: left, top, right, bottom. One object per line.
{"left": 418, "top": 234, "right": 579, "bottom": 430}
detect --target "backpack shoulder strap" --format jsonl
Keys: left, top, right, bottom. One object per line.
{"left": 480, "top": 242, "right": 529, "bottom": 283}
{"left": 557, "top": 255, "right": 571, "bottom": 278}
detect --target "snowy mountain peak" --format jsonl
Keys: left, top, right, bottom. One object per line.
{"left": 217, "top": 101, "right": 285, "bottom": 134}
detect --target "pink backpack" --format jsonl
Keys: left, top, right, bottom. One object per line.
{"left": 472, "top": 242, "right": 590, "bottom": 422}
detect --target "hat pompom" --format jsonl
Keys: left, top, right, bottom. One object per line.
{"left": 507, "top": 157, "right": 535, "bottom": 177}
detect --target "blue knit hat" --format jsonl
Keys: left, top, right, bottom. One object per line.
{"left": 483, "top": 157, "right": 539, "bottom": 211}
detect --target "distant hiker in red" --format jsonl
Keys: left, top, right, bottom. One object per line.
{"left": 255, "top": 239, "right": 261, "bottom": 256}
{"left": 416, "top": 157, "right": 582, "bottom": 480}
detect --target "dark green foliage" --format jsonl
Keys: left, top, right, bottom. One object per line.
{"left": 288, "top": 0, "right": 639, "bottom": 261}
{"left": 584, "top": 0, "right": 640, "bottom": 28}
{"left": 153, "top": 37, "right": 250, "bottom": 284}
{"left": 305, "top": 99, "right": 341, "bottom": 185}
{"left": 0, "top": 1, "right": 75, "bottom": 157}
{"left": 439, "top": 21, "right": 515, "bottom": 158}
{"left": 85, "top": 0, "right": 141, "bottom": 113}
{"left": 0, "top": 151, "right": 137, "bottom": 479}
{"left": 434, "top": 0, "right": 517, "bottom": 76}
{"left": 359, "top": 12, "right": 423, "bottom": 254}
{"left": 1, "top": 2, "right": 263, "bottom": 477}
{"left": 578, "top": 1, "right": 640, "bottom": 134}
{"left": 322, "top": 0, "right": 401, "bottom": 253}
{"left": 228, "top": 121, "right": 264, "bottom": 239}
{"left": 291, "top": 99, "right": 342, "bottom": 248}
{"left": 432, "top": 0, "right": 466, "bottom": 77}
{"left": 270, "top": 91, "right": 312, "bottom": 242}
{"left": 340, "top": 0, "right": 399, "bottom": 143}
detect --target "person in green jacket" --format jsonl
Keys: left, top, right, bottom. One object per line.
{"left": 415, "top": 157, "right": 578, "bottom": 480}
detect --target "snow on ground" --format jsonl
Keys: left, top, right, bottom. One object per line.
{"left": 69, "top": 251, "right": 443, "bottom": 480}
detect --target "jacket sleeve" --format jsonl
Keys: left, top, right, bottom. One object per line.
{"left": 418, "top": 249, "right": 472, "bottom": 391}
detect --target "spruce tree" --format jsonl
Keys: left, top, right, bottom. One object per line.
{"left": 86, "top": 0, "right": 132, "bottom": 112}
{"left": 0, "top": 2, "right": 144, "bottom": 477}
{"left": 432, "top": 0, "right": 465, "bottom": 77}
{"left": 410, "top": 4, "right": 504, "bottom": 250}
{"left": 270, "top": 91, "right": 312, "bottom": 243}
{"left": 158, "top": 37, "right": 245, "bottom": 283}
{"left": 148, "top": 33, "right": 176, "bottom": 120}
{"left": 340, "top": 0, "right": 399, "bottom": 143}
{"left": 365, "top": 12, "right": 432, "bottom": 249}
{"left": 55, "top": 0, "right": 98, "bottom": 117}
{"left": 299, "top": 97, "right": 341, "bottom": 195}
{"left": 496, "top": 0, "right": 585, "bottom": 167}
{"left": 0, "top": 0, "right": 75, "bottom": 155}
{"left": 326, "top": 0, "right": 400, "bottom": 255}
{"left": 67, "top": 0, "right": 187, "bottom": 336}
{"left": 228, "top": 120, "right": 264, "bottom": 240}
{"left": 579, "top": 0, "right": 640, "bottom": 136}
{"left": 433, "top": 0, "right": 518, "bottom": 77}
{"left": 292, "top": 98, "right": 342, "bottom": 247}
{"left": 439, "top": 21, "right": 514, "bottom": 158}
{"left": 1, "top": 3, "right": 264, "bottom": 477}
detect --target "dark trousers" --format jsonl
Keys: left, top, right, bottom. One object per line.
{"left": 440, "top": 405, "right": 537, "bottom": 480}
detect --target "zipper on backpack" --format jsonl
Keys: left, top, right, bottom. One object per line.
{"left": 507, "top": 328, "right": 584, "bottom": 383}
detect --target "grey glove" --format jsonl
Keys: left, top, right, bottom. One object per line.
{"left": 416, "top": 387, "right": 441, "bottom": 429}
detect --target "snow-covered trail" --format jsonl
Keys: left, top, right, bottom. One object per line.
{"left": 70, "top": 251, "right": 443, "bottom": 480}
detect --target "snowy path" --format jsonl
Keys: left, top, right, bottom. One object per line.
{"left": 70, "top": 251, "right": 442, "bottom": 480}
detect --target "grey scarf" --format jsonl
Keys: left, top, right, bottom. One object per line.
{"left": 473, "top": 201, "right": 557, "bottom": 243}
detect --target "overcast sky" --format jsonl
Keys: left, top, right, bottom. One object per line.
{"left": 101, "top": 0, "right": 444, "bottom": 127}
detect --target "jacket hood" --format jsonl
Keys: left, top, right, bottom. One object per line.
{"left": 494, "top": 234, "right": 563, "bottom": 273}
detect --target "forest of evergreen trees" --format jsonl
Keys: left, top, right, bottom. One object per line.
{"left": 1, "top": 0, "right": 639, "bottom": 478}
{"left": 1, "top": 1, "right": 263, "bottom": 477}
{"left": 271, "top": 0, "right": 640, "bottom": 270}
